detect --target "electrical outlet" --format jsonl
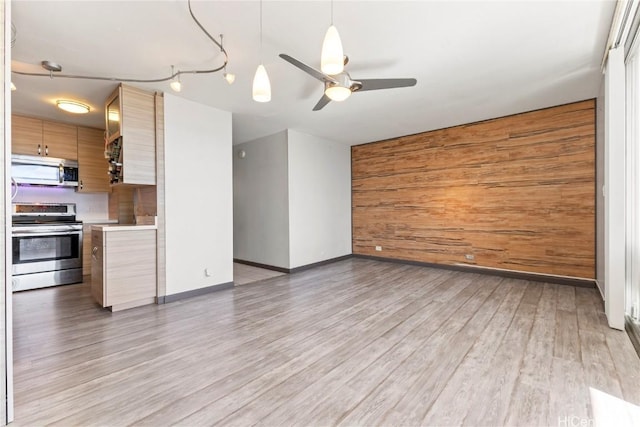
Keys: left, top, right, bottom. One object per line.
{"left": 465, "top": 254, "right": 475, "bottom": 261}
{"left": 375, "top": 246, "right": 382, "bottom": 252}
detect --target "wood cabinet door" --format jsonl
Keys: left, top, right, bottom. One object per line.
{"left": 120, "top": 85, "right": 156, "bottom": 184}
{"left": 43, "top": 121, "right": 78, "bottom": 160}
{"left": 77, "top": 126, "right": 109, "bottom": 193}
{"left": 105, "top": 230, "right": 156, "bottom": 307}
{"left": 12, "top": 115, "right": 43, "bottom": 155}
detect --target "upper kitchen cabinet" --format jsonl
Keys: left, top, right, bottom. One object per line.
{"left": 12, "top": 115, "right": 43, "bottom": 155}
{"left": 77, "top": 126, "right": 110, "bottom": 193}
{"left": 105, "top": 84, "right": 156, "bottom": 185}
{"left": 12, "top": 114, "right": 78, "bottom": 160}
{"left": 43, "top": 121, "right": 78, "bottom": 160}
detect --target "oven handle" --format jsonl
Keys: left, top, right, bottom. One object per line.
{"left": 12, "top": 228, "right": 82, "bottom": 236}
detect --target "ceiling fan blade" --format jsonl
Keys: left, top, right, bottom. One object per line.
{"left": 355, "top": 78, "right": 417, "bottom": 92}
{"left": 313, "top": 94, "right": 332, "bottom": 111}
{"left": 279, "top": 54, "right": 337, "bottom": 83}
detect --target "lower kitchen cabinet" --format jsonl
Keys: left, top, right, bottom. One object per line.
{"left": 91, "top": 225, "right": 157, "bottom": 311}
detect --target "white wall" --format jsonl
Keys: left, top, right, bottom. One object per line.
{"left": 604, "top": 47, "right": 625, "bottom": 330}
{"left": 12, "top": 186, "right": 108, "bottom": 222}
{"left": 287, "top": 129, "right": 351, "bottom": 269}
{"left": 233, "top": 131, "right": 290, "bottom": 269}
{"left": 163, "top": 94, "right": 233, "bottom": 295}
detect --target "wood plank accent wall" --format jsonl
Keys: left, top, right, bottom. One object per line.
{"left": 352, "top": 99, "right": 596, "bottom": 279}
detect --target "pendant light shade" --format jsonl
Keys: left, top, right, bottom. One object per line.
{"left": 170, "top": 65, "right": 181, "bottom": 92}
{"left": 252, "top": 64, "right": 271, "bottom": 102}
{"left": 253, "top": 0, "right": 271, "bottom": 103}
{"left": 321, "top": 25, "right": 344, "bottom": 75}
{"left": 170, "top": 80, "right": 182, "bottom": 92}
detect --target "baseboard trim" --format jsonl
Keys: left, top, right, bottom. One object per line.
{"left": 626, "top": 315, "right": 640, "bottom": 358}
{"left": 234, "top": 254, "right": 353, "bottom": 274}
{"left": 353, "top": 254, "right": 596, "bottom": 288}
{"left": 158, "top": 281, "right": 234, "bottom": 304}
{"left": 288, "top": 254, "right": 353, "bottom": 274}
{"left": 233, "top": 259, "right": 290, "bottom": 273}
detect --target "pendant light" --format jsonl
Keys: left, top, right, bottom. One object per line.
{"left": 321, "top": 0, "right": 344, "bottom": 75}
{"left": 252, "top": 0, "right": 271, "bottom": 102}
{"left": 220, "top": 35, "right": 235, "bottom": 84}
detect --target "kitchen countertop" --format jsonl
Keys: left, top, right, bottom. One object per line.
{"left": 82, "top": 219, "right": 119, "bottom": 224}
{"left": 91, "top": 224, "right": 157, "bottom": 232}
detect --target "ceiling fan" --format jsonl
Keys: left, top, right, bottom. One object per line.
{"left": 279, "top": 54, "right": 417, "bottom": 111}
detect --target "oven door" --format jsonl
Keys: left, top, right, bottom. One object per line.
{"left": 12, "top": 225, "right": 83, "bottom": 275}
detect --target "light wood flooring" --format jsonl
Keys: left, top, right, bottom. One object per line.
{"left": 12, "top": 258, "right": 640, "bottom": 426}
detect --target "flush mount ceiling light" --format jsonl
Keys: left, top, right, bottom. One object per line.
{"left": 12, "top": 0, "right": 229, "bottom": 90}
{"left": 56, "top": 100, "right": 90, "bottom": 114}
{"left": 252, "top": 0, "right": 271, "bottom": 102}
{"left": 321, "top": 0, "right": 344, "bottom": 75}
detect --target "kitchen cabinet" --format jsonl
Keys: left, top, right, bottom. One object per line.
{"left": 91, "top": 225, "right": 157, "bottom": 311}
{"left": 105, "top": 84, "right": 156, "bottom": 185}
{"left": 12, "top": 114, "right": 78, "bottom": 160}
{"left": 12, "top": 115, "right": 43, "bottom": 155}
{"left": 43, "top": 121, "right": 78, "bottom": 160}
{"left": 77, "top": 126, "right": 110, "bottom": 192}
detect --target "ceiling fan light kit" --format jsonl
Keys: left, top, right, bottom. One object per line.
{"left": 279, "top": 53, "right": 417, "bottom": 111}
{"left": 325, "top": 85, "right": 351, "bottom": 102}
{"left": 56, "top": 100, "right": 90, "bottom": 114}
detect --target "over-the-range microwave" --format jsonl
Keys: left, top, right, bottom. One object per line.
{"left": 11, "top": 154, "right": 79, "bottom": 187}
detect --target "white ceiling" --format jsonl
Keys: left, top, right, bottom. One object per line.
{"left": 11, "top": 0, "right": 615, "bottom": 146}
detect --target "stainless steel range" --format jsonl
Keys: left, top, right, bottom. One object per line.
{"left": 12, "top": 203, "right": 83, "bottom": 292}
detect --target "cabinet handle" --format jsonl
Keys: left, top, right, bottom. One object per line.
{"left": 37, "top": 144, "right": 41, "bottom": 155}
{"left": 92, "top": 247, "right": 98, "bottom": 259}
{"left": 45, "top": 145, "right": 49, "bottom": 156}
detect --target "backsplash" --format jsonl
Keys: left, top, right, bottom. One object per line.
{"left": 13, "top": 186, "right": 109, "bottom": 222}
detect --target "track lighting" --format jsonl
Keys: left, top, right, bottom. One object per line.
{"left": 12, "top": 0, "right": 229, "bottom": 89}
{"left": 223, "top": 65, "right": 235, "bottom": 84}
{"left": 170, "top": 65, "right": 181, "bottom": 92}
{"left": 224, "top": 72, "right": 236, "bottom": 84}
